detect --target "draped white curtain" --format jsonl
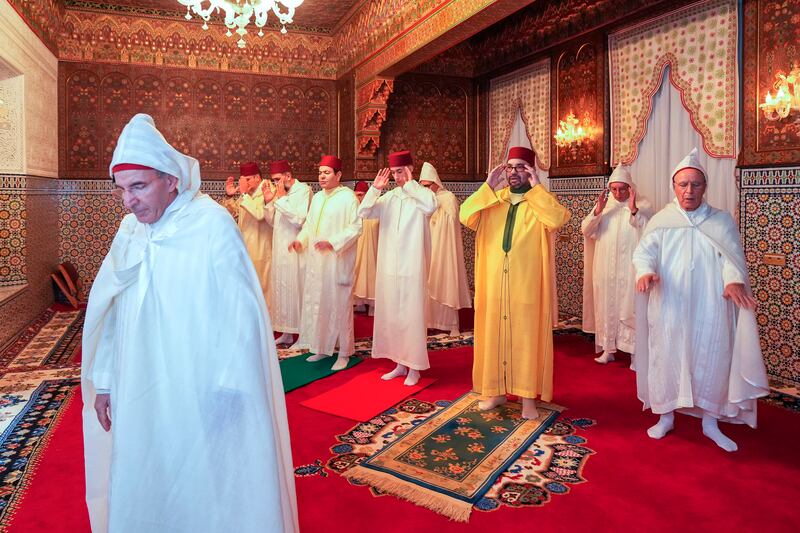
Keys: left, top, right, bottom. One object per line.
{"left": 504, "top": 108, "right": 551, "bottom": 190}
{"left": 628, "top": 66, "right": 739, "bottom": 215}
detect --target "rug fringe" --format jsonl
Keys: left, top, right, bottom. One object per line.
{"left": 343, "top": 466, "right": 473, "bottom": 522}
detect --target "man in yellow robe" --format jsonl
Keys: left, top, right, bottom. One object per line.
{"left": 460, "top": 146, "right": 570, "bottom": 419}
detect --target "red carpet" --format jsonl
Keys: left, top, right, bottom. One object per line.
{"left": 4, "top": 334, "right": 799, "bottom": 532}
{"left": 299, "top": 368, "right": 436, "bottom": 421}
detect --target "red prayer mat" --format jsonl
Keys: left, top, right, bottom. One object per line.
{"left": 299, "top": 368, "right": 436, "bottom": 421}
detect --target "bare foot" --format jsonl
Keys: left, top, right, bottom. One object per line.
{"left": 521, "top": 398, "right": 540, "bottom": 420}
{"left": 478, "top": 395, "right": 507, "bottom": 411}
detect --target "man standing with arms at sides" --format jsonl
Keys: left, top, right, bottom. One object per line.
{"left": 581, "top": 164, "right": 651, "bottom": 365}
{"left": 353, "top": 180, "right": 379, "bottom": 316}
{"left": 633, "top": 148, "right": 768, "bottom": 452}
{"left": 225, "top": 161, "right": 274, "bottom": 312}
{"left": 83, "top": 114, "right": 297, "bottom": 532}
{"left": 359, "top": 150, "right": 438, "bottom": 386}
{"left": 290, "top": 155, "right": 362, "bottom": 371}
{"left": 266, "top": 159, "right": 311, "bottom": 345}
{"left": 460, "top": 147, "right": 570, "bottom": 419}
{"left": 420, "top": 162, "right": 472, "bottom": 336}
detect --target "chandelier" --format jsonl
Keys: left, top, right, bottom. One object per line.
{"left": 178, "top": 0, "right": 304, "bottom": 48}
{"left": 760, "top": 66, "right": 800, "bottom": 121}
{"left": 554, "top": 112, "right": 592, "bottom": 148}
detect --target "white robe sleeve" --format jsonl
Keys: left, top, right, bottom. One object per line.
{"left": 632, "top": 230, "right": 660, "bottom": 279}
{"left": 91, "top": 305, "right": 117, "bottom": 391}
{"left": 239, "top": 194, "right": 267, "bottom": 222}
{"left": 402, "top": 179, "right": 438, "bottom": 216}
{"left": 357, "top": 186, "right": 383, "bottom": 219}
{"left": 581, "top": 206, "right": 602, "bottom": 239}
{"left": 329, "top": 196, "right": 362, "bottom": 253}
{"left": 274, "top": 188, "right": 310, "bottom": 229}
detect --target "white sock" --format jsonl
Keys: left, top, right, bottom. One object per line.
{"left": 449, "top": 328, "right": 460, "bottom": 337}
{"left": 381, "top": 364, "right": 407, "bottom": 380}
{"left": 629, "top": 354, "right": 636, "bottom": 371}
{"left": 331, "top": 355, "right": 349, "bottom": 371}
{"left": 521, "top": 398, "right": 540, "bottom": 420}
{"left": 647, "top": 412, "right": 675, "bottom": 439}
{"left": 403, "top": 369, "right": 420, "bottom": 386}
{"left": 478, "top": 396, "right": 507, "bottom": 411}
{"left": 367, "top": 305, "right": 375, "bottom": 316}
{"left": 702, "top": 413, "right": 737, "bottom": 452}
{"left": 306, "top": 353, "right": 330, "bottom": 362}
{"left": 275, "top": 333, "right": 293, "bottom": 345}
{"left": 594, "top": 351, "right": 616, "bottom": 364}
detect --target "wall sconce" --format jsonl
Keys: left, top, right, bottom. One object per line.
{"left": 760, "top": 66, "right": 799, "bottom": 121}
{"left": 554, "top": 111, "right": 593, "bottom": 147}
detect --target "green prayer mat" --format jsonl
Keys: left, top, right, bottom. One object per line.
{"left": 280, "top": 354, "right": 363, "bottom": 392}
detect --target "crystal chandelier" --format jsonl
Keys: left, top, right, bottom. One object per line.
{"left": 760, "top": 66, "right": 800, "bottom": 121}
{"left": 554, "top": 112, "right": 592, "bottom": 148}
{"left": 178, "top": 0, "right": 304, "bottom": 48}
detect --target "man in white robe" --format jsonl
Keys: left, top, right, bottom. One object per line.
{"left": 226, "top": 161, "right": 274, "bottom": 311}
{"left": 81, "top": 114, "right": 297, "bottom": 532}
{"left": 359, "top": 150, "right": 438, "bottom": 386}
{"left": 419, "top": 162, "right": 471, "bottom": 336}
{"left": 290, "top": 155, "right": 362, "bottom": 371}
{"left": 633, "top": 148, "right": 769, "bottom": 452}
{"left": 353, "top": 180, "right": 379, "bottom": 316}
{"left": 265, "top": 159, "right": 311, "bottom": 345}
{"left": 581, "top": 164, "right": 651, "bottom": 364}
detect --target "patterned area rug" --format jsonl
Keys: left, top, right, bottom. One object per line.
{"left": 0, "top": 308, "right": 83, "bottom": 528}
{"left": 277, "top": 331, "right": 474, "bottom": 360}
{"left": 299, "top": 397, "right": 595, "bottom": 517}
{"left": 341, "top": 392, "right": 565, "bottom": 522}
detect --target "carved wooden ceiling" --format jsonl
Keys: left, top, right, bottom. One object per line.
{"left": 64, "top": 0, "right": 365, "bottom": 33}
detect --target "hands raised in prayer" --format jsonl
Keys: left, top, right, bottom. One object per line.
{"left": 594, "top": 189, "right": 609, "bottom": 216}
{"left": 629, "top": 187, "right": 638, "bottom": 213}
{"left": 636, "top": 273, "right": 660, "bottom": 292}
{"left": 288, "top": 241, "right": 303, "bottom": 253}
{"left": 274, "top": 177, "right": 287, "bottom": 199}
{"left": 524, "top": 164, "right": 540, "bottom": 187}
{"left": 94, "top": 393, "right": 112, "bottom": 432}
{"left": 225, "top": 176, "right": 239, "bottom": 197}
{"left": 723, "top": 283, "right": 758, "bottom": 310}
{"left": 486, "top": 164, "right": 507, "bottom": 190}
{"left": 262, "top": 180, "right": 275, "bottom": 203}
{"left": 373, "top": 168, "right": 391, "bottom": 190}
{"left": 314, "top": 240, "right": 334, "bottom": 252}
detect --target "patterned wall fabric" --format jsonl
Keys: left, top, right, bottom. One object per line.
{"left": 740, "top": 167, "right": 800, "bottom": 388}
{"left": 0, "top": 177, "right": 26, "bottom": 287}
{"left": 609, "top": 0, "right": 738, "bottom": 164}
{"left": 59, "top": 62, "right": 338, "bottom": 180}
{"left": 381, "top": 74, "right": 474, "bottom": 181}
{"left": 488, "top": 59, "right": 551, "bottom": 170}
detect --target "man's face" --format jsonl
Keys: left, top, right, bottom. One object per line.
{"left": 420, "top": 180, "right": 439, "bottom": 193}
{"left": 390, "top": 165, "right": 412, "bottom": 185}
{"left": 318, "top": 166, "right": 341, "bottom": 190}
{"left": 113, "top": 169, "right": 178, "bottom": 224}
{"left": 239, "top": 174, "right": 261, "bottom": 195}
{"left": 355, "top": 191, "right": 365, "bottom": 203}
{"left": 609, "top": 182, "right": 631, "bottom": 202}
{"left": 272, "top": 171, "right": 293, "bottom": 190}
{"left": 672, "top": 168, "right": 707, "bottom": 211}
{"left": 505, "top": 158, "right": 531, "bottom": 188}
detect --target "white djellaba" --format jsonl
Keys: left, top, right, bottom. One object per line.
{"left": 81, "top": 114, "right": 297, "bottom": 532}
{"left": 632, "top": 148, "right": 769, "bottom": 452}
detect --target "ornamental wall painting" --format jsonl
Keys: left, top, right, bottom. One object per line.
{"left": 59, "top": 62, "right": 338, "bottom": 180}
{"left": 740, "top": 0, "right": 800, "bottom": 167}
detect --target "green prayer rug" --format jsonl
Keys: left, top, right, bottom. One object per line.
{"left": 343, "top": 391, "right": 562, "bottom": 522}
{"left": 280, "top": 354, "right": 363, "bottom": 392}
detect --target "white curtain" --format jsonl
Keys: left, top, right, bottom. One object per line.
{"left": 504, "top": 108, "right": 551, "bottom": 190}
{"left": 628, "top": 66, "right": 738, "bottom": 215}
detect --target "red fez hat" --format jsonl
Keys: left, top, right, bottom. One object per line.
{"left": 354, "top": 180, "right": 370, "bottom": 193}
{"left": 240, "top": 161, "right": 261, "bottom": 176}
{"left": 388, "top": 150, "right": 413, "bottom": 167}
{"left": 507, "top": 146, "right": 536, "bottom": 166}
{"left": 269, "top": 160, "right": 291, "bottom": 174}
{"left": 319, "top": 155, "right": 342, "bottom": 172}
{"left": 112, "top": 163, "right": 154, "bottom": 173}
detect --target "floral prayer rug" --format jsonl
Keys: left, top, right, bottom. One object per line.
{"left": 341, "top": 392, "right": 566, "bottom": 522}
{"left": 317, "top": 397, "right": 595, "bottom": 517}
{"left": 277, "top": 331, "right": 474, "bottom": 360}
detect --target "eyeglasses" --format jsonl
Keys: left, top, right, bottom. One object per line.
{"left": 505, "top": 164, "right": 527, "bottom": 174}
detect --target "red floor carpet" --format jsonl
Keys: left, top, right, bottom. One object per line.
{"left": 5, "top": 333, "right": 800, "bottom": 532}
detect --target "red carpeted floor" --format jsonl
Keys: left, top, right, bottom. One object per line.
{"left": 6, "top": 332, "right": 800, "bottom": 532}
